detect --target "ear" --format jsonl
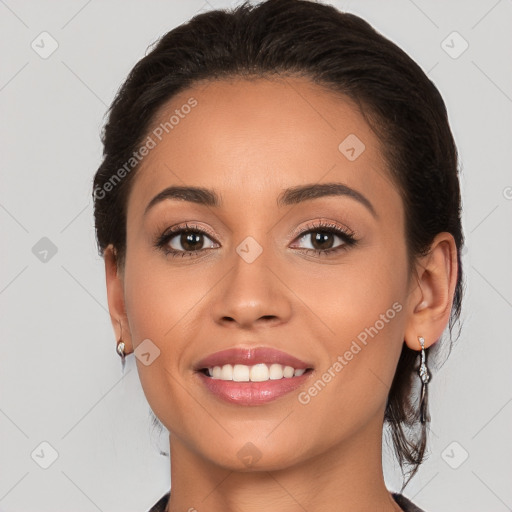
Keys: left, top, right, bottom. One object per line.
{"left": 404, "top": 232, "right": 458, "bottom": 351}
{"left": 104, "top": 245, "right": 133, "bottom": 354}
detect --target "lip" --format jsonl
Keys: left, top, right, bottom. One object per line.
{"left": 194, "top": 346, "right": 313, "bottom": 371}
{"left": 196, "top": 370, "right": 314, "bottom": 405}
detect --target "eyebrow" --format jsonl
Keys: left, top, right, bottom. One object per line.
{"left": 277, "top": 182, "right": 377, "bottom": 218}
{"left": 144, "top": 186, "right": 221, "bottom": 215}
{"left": 144, "top": 182, "right": 377, "bottom": 218}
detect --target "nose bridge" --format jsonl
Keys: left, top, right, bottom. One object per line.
{"left": 211, "top": 228, "right": 292, "bottom": 328}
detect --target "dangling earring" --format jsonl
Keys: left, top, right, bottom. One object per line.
{"left": 418, "top": 336, "right": 430, "bottom": 424}
{"left": 116, "top": 339, "right": 126, "bottom": 373}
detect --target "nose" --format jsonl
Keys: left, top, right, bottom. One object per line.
{"left": 210, "top": 244, "right": 293, "bottom": 330}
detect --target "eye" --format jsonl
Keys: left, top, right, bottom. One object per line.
{"left": 291, "top": 221, "right": 358, "bottom": 256}
{"left": 154, "top": 220, "right": 358, "bottom": 259}
{"left": 155, "top": 223, "right": 219, "bottom": 258}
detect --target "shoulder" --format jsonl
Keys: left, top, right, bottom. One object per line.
{"left": 392, "top": 492, "right": 427, "bottom": 512}
{"left": 146, "top": 490, "right": 170, "bottom": 512}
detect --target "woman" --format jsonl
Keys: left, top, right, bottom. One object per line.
{"left": 92, "top": 0, "right": 463, "bottom": 510}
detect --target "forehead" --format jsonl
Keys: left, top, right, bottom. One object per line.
{"left": 127, "top": 76, "right": 398, "bottom": 218}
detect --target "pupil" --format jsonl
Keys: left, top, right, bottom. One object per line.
{"left": 182, "top": 232, "right": 202, "bottom": 251}
{"left": 313, "top": 232, "right": 333, "bottom": 250}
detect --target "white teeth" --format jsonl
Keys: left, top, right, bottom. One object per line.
{"left": 269, "top": 363, "right": 284, "bottom": 380}
{"left": 283, "top": 366, "right": 295, "bottom": 378}
{"left": 220, "top": 364, "right": 233, "bottom": 380}
{"left": 233, "top": 364, "right": 250, "bottom": 382}
{"left": 206, "top": 363, "right": 308, "bottom": 382}
{"left": 250, "top": 363, "right": 269, "bottom": 382}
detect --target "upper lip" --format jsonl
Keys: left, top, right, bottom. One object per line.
{"left": 194, "top": 347, "right": 313, "bottom": 370}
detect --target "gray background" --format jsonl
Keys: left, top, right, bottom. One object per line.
{"left": 1, "top": 0, "right": 511, "bottom": 511}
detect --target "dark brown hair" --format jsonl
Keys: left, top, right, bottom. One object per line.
{"left": 93, "top": 0, "right": 464, "bottom": 491}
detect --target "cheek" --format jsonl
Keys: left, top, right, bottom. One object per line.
{"left": 121, "top": 249, "right": 218, "bottom": 394}
{"left": 291, "top": 239, "right": 408, "bottom": 338}
{"left": 123, "top": 248, "right": 201, "bottom": 344}
{"left": 123, "top": 269, "right": 173, "bottom": 344}
{"left": 292, "top": 245, "right": 408, "bottom": 412}
{"left": 122, "top": 255, "right": 202, "bottom": 433}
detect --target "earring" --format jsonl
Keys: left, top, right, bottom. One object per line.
{"left": 116, "top": 339, "right": 126, "bottom": 373}
{"left": 418, "top": 336, "right": 430, "bottom": 424}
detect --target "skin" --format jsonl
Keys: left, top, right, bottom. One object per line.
{"left": 104, "top": 76, "right": 458, "bottom": 512}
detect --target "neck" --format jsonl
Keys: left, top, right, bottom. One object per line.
{"left": 165, "top": 409, "right": 403, "bottom": 512}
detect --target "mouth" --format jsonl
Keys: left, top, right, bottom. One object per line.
{"left": 193, "top": 346, "right": 315, "bottom": 405}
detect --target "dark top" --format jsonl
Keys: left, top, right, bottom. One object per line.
{"left": 147, "top": 491, "right": 426, "bottom": 511}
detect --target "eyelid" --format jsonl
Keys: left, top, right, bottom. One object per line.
{"left": 290, "top": 218, "right": 357, "bottom": 240}
{"left": 161, "top": 222, "right": 219, "bottom": 242}
{"left": 159, "top": 219, "right": 355, "bottom": 243}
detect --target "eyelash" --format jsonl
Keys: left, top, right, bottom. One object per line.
{"left": 154, "top": 220, "right": 358, "bottom": 259}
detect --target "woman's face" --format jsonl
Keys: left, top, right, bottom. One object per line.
{"left": 117, "top": 77, "right": 416, "bottom": 469}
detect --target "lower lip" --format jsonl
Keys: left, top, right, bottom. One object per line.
{"left": 196, "top": 370, "right": 313, "bottom": 405}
